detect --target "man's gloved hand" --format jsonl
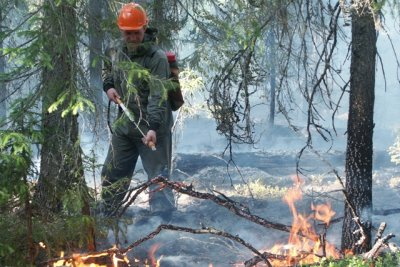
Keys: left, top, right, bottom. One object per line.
{"left": 106, "top": 88, "right": 121, "bottom": 104}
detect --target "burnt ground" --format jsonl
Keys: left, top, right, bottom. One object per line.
{"left": 96, "top": 150, "right": 400, "bottom": 267}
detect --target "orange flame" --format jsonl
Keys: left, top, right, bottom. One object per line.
{"left": 52, "top": 248, "right": 129, "bottom": 267}
{"left": 344, "top": 248, "right": 354, "bottom": 256}
{"left": 52, "top": 243, "right": 162, "bottom": 267}
{"left": 312, "top": 202, "right": 336, "bottom": 226}
{"left": 267, "top": 176, "right": 340, "bottom": 266}
{"left": 147, "top": 243, "right": 161, "bottom": 267}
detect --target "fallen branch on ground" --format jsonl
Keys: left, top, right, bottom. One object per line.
{"left": 114, "top": 176, "right": 293, "bottom": 234}
{"left": 43, "top": 224, "right": 278, "bottom": 266}
{"left": 374, "top": 222, "right": 387, "bottom": 245}
{"left": 363, "top": 233, "right": 395, "bottom": 260}
{"left": 121, "top": 224, "right": 274, "bottom": 266}
{"left": 363, "top": 222, "right": 396, "bottom": 260}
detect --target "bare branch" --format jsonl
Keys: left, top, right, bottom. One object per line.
{"left": 363, "top": 233, "right": 395, "bottom": 260}
{"left": 120, "top": 224, "right": 272, "bottom": 266}
{"left": 113, "top": 176, "right": 293, "bottom": 234}
{"left": 374, "top": 222, "right": 387, "bottom": 245}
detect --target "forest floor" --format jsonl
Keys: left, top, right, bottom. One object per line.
{"left": 96, "top": 150, "right": 400, "bottom": 267}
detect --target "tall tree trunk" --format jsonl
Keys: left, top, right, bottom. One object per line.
{"left": 35, "top": 0, "right": 85, "bottom": 213}
{"left": 341, "top": 1, "right": 377, "bottom": 253}
{"left": 0, "top": 9, "right": 6, "bottom": 122}
{"left": 267, "top": 30, "right": 276, "bottom": 127}
{"left": 88, "top": 0, "right": 104, "bottom": 125}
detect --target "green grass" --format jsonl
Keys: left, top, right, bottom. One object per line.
{"left": 234, "top": 178, "right": 288, "bottom": 198}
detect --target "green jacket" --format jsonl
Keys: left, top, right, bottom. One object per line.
{"left": 103, "top": 31, "right": 172, "bottom": 134}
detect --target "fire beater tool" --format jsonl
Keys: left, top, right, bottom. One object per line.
{"left": 116, "top": 98, "right": 156, "bottom": 151}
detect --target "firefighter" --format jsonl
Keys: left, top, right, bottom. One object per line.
{"left": 101, "top": 2, "right": 175, "bottom": 219}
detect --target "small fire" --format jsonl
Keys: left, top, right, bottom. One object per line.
{"left": 312, "top": 203, "right": 336, "bottom": 226}
{"left": 267, "top": 176, "right": 340, "bottom": 266}
{"left": 146, "top": 243, "right": 161, "bottom": 267}
{"left": 52, "top": 246, "right": 129, "bottom": 267}
{"left": 344, "top": 248, "right": 354, "bottom": 256}
{"left": 51, "top": 243, "right": 162, "bottom": 267}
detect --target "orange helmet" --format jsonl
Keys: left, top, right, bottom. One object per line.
{"left": 117, "top": 3, "right": 148, "bottom": 30}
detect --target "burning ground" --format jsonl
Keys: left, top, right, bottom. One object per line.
{"left": 82, "top": 150, "right": 400, "bottom": 267}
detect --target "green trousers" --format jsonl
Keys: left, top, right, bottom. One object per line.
{"left": 101, "top": 120, "right": 174, "bottom": 216}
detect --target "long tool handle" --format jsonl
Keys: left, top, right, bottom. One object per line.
{"left": 116, "top": 98, "right": 135, "bottom": 122}
{"left": 115, "top": 98, "right": 156, "bottom": 151}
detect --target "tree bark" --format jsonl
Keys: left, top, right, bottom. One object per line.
{"left": 341, "top": 1, "right": 377, "bottom": 253}
{"left": 35, "top": 0, "right": 85, "bottom": 213}
{"left": 0, "top": 8, "right": 6, "bottom": 122}
{"left": 267, "top": 30, "right": 276, "bottom": 127}
{"left": 88, "top": 0, "right": 104, "bottom": 123}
